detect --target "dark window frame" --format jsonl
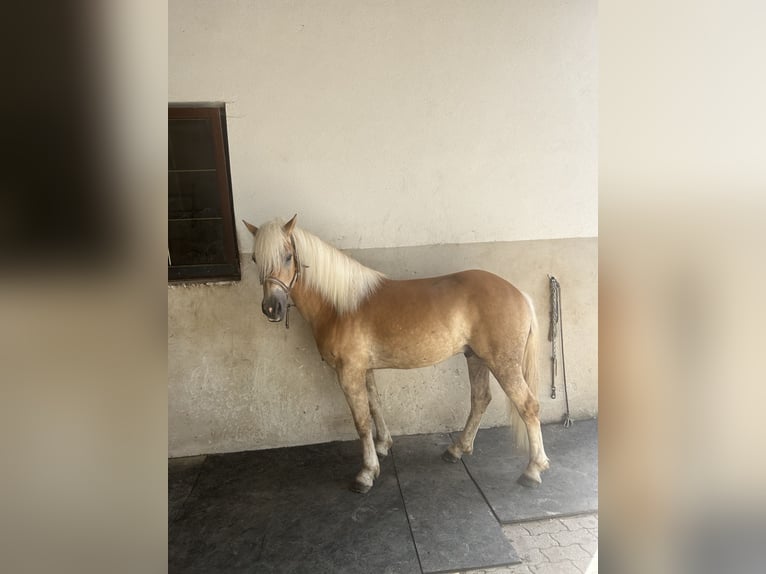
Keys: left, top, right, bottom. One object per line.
{"left": 168, "top": 104, "right": 241, "bottom": 282}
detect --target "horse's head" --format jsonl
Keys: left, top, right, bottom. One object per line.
{"left": 243, "top": 214, "right": 299, "bottom": 323}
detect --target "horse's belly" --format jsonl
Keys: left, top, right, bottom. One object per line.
{"left": 369, "top": 333, "right": 466, "bottom": 369}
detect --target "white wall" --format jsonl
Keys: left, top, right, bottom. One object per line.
{"left": 169, "top": 0, "right": 597, "bottom": 249}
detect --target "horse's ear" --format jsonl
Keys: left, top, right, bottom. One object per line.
{"left": 243, "top": 220, "right": 258, "bottom": 235}
{"left": 283, "top": 214, "right": 297, "bottom": 236}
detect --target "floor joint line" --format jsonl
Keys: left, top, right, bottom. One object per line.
{"left": 390, "top": 445, "right": 427, "bottom": 574}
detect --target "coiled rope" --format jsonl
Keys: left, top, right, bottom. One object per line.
{"left": 548, "top": 275, "right": 572, "bottom": 427}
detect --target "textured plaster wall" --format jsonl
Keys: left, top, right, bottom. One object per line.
{"left": 168, "top": 238, "right": 597, "bottom": 457}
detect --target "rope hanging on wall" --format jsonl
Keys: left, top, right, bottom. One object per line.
{"left": 548, "top": 275, "right": 573, "bottom": 427}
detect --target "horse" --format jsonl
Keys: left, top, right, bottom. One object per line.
{"left": 243, "top": 215, "right": 550, "bottom": 493}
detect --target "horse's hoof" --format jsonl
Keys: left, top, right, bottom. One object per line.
{"left": 350, "top": 480, "right": 372, "bottom": 494}
{"left": 375, "top": 439, "right": 393, "bottom": 458}
{"left": 516, "top": 473, "right": 542, "bottom": 488}
{"left": 442, "top": 449, "right": 460, "bottom": 463}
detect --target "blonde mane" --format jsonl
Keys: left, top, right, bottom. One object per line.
{"left": 253, "top": 219, "right": 385, "bottom": 315}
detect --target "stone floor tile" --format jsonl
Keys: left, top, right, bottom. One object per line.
{"left": 532, "top": 561, "right": 582, "bottom": 574}
{"left": 515, "top": 547, "right": 547, "bottom": 564}
{"left": 551, "top": 529, "right": 598, "bottom": 548}
{"left": 503, "top": 523, "right": 534, "bottom": 540}
{"left": 523, "top": 519, "right": 569, "bottom": 536}
{"left": 540, "top": 544, "right": 591, "bottom": 564}
{"left": 512, "top": 532, "right": 558, "bottom": 553}
{"left": 563, "top": 514, "right": 598, "bottom": 531}
{"left": 579, "top": 539, "right": 598, "bottom": 556}
{"left": 494, "top": 513, "right": 598, "bottom": 573}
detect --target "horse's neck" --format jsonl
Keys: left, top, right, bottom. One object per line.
{"left": 290, "top": 280, "right": 337, "bottom": 329}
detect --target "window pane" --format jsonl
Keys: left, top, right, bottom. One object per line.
{"left": 168, "top": 118, "right": 216, "bottom": 170}
{"left": 168, "top": 171, "right": 221, "bottom": 220}
{"left": 168, "top": 219, "right": 225, "bottom": 266}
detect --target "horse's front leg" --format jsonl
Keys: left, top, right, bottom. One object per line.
{"left": 366, "top": 370, "right": 393, "bottom": 457}
{"left": 338, "top": 366, "right": 380, "bottom": 493}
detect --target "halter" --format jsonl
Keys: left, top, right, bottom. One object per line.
{"left": 263, "top": 234, "right": 302, "bottom": 328}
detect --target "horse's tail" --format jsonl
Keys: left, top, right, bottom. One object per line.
{"left": 511, "top": 291, "right": 539, "bottom": 452}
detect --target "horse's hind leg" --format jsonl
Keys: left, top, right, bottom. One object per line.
{"left": 443, "top": 355, "right": 492, "bottom": 463}
{"left": 366, "top": 370, "right": 393, "bottom": 456}
{"left": 491, "top": 364, "right": 549, "bottom": 487}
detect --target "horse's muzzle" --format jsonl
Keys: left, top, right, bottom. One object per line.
{"left": 262, "top": 295, "right": 286, "bottom": 322}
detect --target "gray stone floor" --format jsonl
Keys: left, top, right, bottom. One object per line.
{"left": 170, "top": 421, "right": 598, "bottom": 573}
{"left": 447, "top": 513, "right": 598, "bottom": 574}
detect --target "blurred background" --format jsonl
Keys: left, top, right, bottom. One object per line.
{"left": 0, "top": 2, "right": 167, "bottom": 573}
{"left": 600, "top": 1, "right": 766, "bottom": 571}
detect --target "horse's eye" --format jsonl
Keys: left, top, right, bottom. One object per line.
{"left": 251, "top": 254, "right": 257, "bottom": 264}
{"left": 285, "top": 253, "right": 293, "bottom": 264}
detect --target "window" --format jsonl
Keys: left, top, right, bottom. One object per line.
{"left": 168, "top": 104, "right": 240, "bottom": 281}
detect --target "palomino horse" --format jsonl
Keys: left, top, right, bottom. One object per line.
{"left": 243, "top": 215, "right": 549, "bottom": 493}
